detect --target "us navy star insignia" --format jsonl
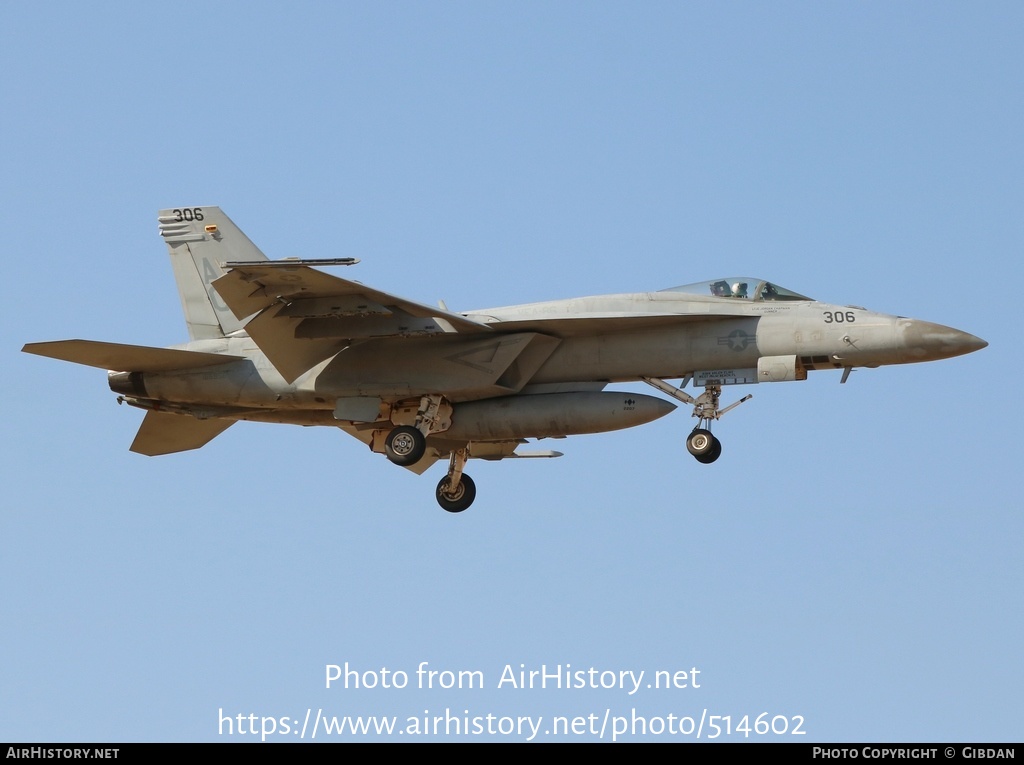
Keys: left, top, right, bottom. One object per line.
{"left": 718, "top": 329, "right": 752, "bottom": 351}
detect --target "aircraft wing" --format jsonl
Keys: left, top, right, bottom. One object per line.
{"left": 212, "top": 263, "right": 492, "bottom": 382}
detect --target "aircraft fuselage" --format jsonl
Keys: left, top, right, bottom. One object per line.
{"left": 111, "top": 292, "right": 984, "bottom": 410}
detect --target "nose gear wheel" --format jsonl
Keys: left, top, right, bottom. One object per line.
{"left": 643, "top": 377, "right": 748, "bottom": 466}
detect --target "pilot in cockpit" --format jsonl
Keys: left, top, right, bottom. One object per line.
{"left": 730, "top": 282, "right": 748, "bottom": 298}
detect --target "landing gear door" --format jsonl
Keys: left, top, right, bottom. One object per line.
{"left": 757, "top": 355, "right": 807, "bottom": 383}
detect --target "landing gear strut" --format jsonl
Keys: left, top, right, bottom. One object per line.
{"left": 377, "top": 395, "right": 478, "bottom": 512}
{"left": 642, "top": 377, "right": 751, "bottom": 465}
{"left": 436, "top": 448, "right": 475, "bottom": 512}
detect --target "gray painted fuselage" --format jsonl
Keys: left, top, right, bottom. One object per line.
{"left": 128, "top": 291, "right": 983, "bottom": 412}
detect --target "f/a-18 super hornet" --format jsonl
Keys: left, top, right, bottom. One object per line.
{"left": 23, "top": 207, "right": 986, "bottom": 512}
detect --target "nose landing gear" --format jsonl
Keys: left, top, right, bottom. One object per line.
{"left": 642, "top": 377, "right": 750, "bottom": 465}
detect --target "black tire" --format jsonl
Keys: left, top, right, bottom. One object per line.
{"left": 694, "top": 436, "right": 722, "bottom": 464}
{"left": 385, "top": 426, "right": 426, "bottom": 466}
{"left": 436, "top": 473, "right": 476, "bottom": 513}
{"left": 686, "top": 428, "right": 715, "bottom": 457}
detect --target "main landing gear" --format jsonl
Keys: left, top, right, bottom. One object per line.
{"left": 382, "top": 395, "right": 449, "bottom": 468}
{"left": 436, "top": 448, "right": 475, "bottom": 513}
{"left": 642, "top": 377, "right": 751, "bottom": 465}
{"left": 384, "top": 425, "right": 426, "bottom": 466}
{"left": 381, "top": 396, "right": 477, "bottom": 512}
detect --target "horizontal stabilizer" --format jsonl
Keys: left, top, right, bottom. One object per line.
{"left": 22, "top": 340, "right": 244, "bottom": 372}
{"left": 130, "top": 411, "right": 235, "bottom": 456}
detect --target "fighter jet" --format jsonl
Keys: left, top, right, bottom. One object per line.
{"left": 23, "top": 207, "right": 987, "bottom": 512}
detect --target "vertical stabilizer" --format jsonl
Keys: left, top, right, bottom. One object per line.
{"left": 158, "top": 206, "right": 268, "bottom": 339}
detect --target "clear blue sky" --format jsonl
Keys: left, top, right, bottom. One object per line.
{"left": 2, "top": 2, "right": 1020, "bottom": 742}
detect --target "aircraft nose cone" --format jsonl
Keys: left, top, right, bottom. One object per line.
{"left": 899, "top": 320, "right": 987, "bottom": 362}
{"left": 960, "top": 332, "right": 988, "bottom": 354}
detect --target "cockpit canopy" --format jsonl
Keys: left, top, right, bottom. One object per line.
{"left": 660, "top": 278, "right": 812, "bottom": 302}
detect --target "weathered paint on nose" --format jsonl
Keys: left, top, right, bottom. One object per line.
{"left": 897, "top": 319, "right": 987, "bottom": 363}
